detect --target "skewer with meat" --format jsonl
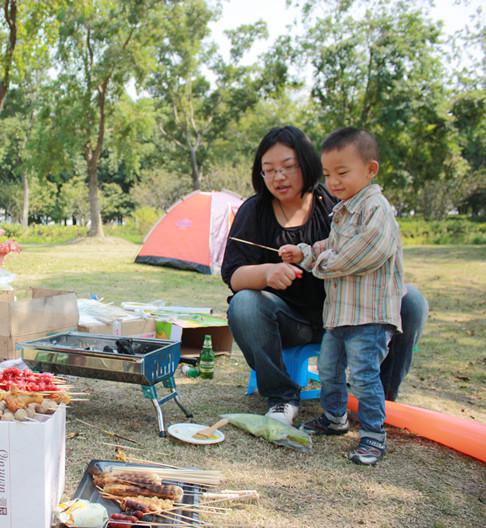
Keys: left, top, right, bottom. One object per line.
{"left": 93, "top": 470, "right": 183, "bottom": 501}
{"left": 49, "top": 391, "right": 71, "bottom": 405}
{"left": 93, "top": 470, "right": 159, "bottom": 487}
{"left": 102, "top": 482, "right": 183, "bottom": 501}
{"left": 117, "top": 495, "right": 175, "bottom": 513}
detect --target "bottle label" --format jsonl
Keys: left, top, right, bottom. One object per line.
{"left": 199, "top": 360, "right": 214, "bottom": 378}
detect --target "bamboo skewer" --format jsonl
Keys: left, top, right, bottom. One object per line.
{"left": 154, "top": 509, "right": 205, "bottom": 526}
{"left": 108, "top": 519, "right": 206, "bottom": 528}
{"left": 102, "top": 441, "right": 144, "bottom": 452}
{"left": 229, "top": 236, "right": 279, "bottom": 253}
{"left": 74, "top": 417, "right": 141, "bottom": 445}
{"left": 120, "top": 455, "right": 182, "bottom": 470}
{"left": 201, "top": 489, "right": 260, "bottom": 504}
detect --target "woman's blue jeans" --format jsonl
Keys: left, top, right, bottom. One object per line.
{"left": 227, "top": 285, "right": 428, "bottom": 405}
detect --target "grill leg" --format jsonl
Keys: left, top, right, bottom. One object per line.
{"left": 150, "top": 397, "right": 166, "bottom": 437}
{"left": 173, "top": 392, "right": 193, "bottom": 419}
{"left": 142, "top": 385, "right": 167, "bottom": 437}
{"left": 142, "top": 381, "right": 193, "bottom": 436}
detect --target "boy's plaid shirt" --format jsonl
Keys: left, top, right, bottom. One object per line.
{"left": 299, "top": 184, "right": 403, "bottom": 332}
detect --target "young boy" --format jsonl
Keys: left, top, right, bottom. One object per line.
{"left": 279, "top": 127, "right": 403, "bottom": 465}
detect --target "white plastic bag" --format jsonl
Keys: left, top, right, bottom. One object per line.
{"left": 0, "top": 268, "right": 16, "bottom": 290}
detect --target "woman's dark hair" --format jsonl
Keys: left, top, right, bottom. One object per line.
{"left": 251, "top": 125, "right": 322, "bottom": 199}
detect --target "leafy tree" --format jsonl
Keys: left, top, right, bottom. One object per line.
{"left": 206, "top": 93, "right": 307, "bottom": 197}
{"left": 45, "top": 0, "right": 165, "bottom": 236}
{"left": 0, "top": 0, "right": 17, "bottom": 111}
{"left": 130, "top": 167, "right": 192, "bottom": 212}
{"left": 1, "top": 2, "right": 63, "bottom": 225}
{"left": 148, "top": 0, "right": 289, "bottom": 191}
{"left": 28, "top": 177, "right": 57, "bottom": 223}
{"left": 294, "top": 0, "right": 468, "bottom": 217}
{"left": 0, "top": 106, "right": 33, "bottom": 224}
{"left": 452, "top": 90, "right": 486, "bottom": 217}
{"left": 1, "top": 0, "right": 62, "bottom": 111}
{"left": 55, "top": 175, "right": 90, "bottom": 225}
{"left": 100, "top": 182, "right": 133, "bottom": 223}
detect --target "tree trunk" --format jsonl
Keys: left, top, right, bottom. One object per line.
{"left": 86, "top": 152, "right": 104, "bottom": 237}
{"left": 0, "top": 85, "right": 7, "bottom": 112}
{"left": 21, "top": 173, "right": 29, "bottom": 227}
{"left": 190, "top": 146, "right": 201, "bottom": 190}
{"left": 0, "top": 0, "right": 18, "bottom": 113}
{"left": 83, "top": 73, "right": 110, "bottom": 238}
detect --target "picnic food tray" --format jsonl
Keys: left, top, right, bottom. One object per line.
{"left": 73, "top": 459, "right": 201, "bottom": 526}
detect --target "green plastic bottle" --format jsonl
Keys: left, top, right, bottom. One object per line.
{"left": 199, "top": 334, "right": 215, "bottom": 379}
{"left": 181, "top": 365, "right": 200, "bottom": 378}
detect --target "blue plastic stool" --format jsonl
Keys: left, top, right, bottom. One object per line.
{"left": 246, "top": 343, "right": 321, "bottom": 400}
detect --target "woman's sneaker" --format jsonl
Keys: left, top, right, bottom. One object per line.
{"left": 265, "top": 402, "right": 299, "bottom": 426}
{"left": 349, "top": 437, "right": 386, "bottom": 465}
{"left": 299, "top": 413, "right": 349, "bottom": 435}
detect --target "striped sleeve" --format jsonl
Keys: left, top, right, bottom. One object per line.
{"left": 312, "top": 204, "right": 398, "bottom": 279}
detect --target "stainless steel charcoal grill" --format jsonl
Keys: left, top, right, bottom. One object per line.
{"left": 18, "top": 332, "right": 193, "bottom": 436}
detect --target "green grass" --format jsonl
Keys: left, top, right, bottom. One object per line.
{"left": 2, "top": 215, "right": 486, "bottom": 246}
{"left": 3, "top": 239, "right": 486, "bottom": 528}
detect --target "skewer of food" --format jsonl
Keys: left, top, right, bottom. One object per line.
{"left": 0, "top": 368, "right": 81, "bottom": 421}
{"left": 90, "top": 466, "right": 190, "bottom": 523}
{"left": 0, "top": 367, "right": 66, "bottom": 391}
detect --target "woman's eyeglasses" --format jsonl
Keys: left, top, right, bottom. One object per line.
{"left": 261, "top": 164, "right": 300, "bottom": 181}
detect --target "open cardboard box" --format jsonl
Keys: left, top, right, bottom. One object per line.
{"left": 78, "top": 312, "right": 233, "bottom": 357}
{"left": 155, "top": 315, "right": 233, "bottom": 357}
{"left": 0, "top": 405, "right": 66, "bottom": 528}
{"left": 0, "top": 288, "right": 79, "bottom": 361}
{"left": 77, "top": 317, "right": 156, "bottom": 338}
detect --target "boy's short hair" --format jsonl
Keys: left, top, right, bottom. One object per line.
{"left": 321, "top": 127, "right": 379, "bottom": 162}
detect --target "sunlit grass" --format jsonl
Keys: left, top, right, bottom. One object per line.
{"left": 3, "top": 238, "right": 485, "bottom": 528}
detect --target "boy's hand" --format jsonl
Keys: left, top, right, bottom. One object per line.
{"left": 312, "top": 239, "right": 328, "bottom": 256}
{"left": 279, "top": 244, "right": 304, "bottom": 264}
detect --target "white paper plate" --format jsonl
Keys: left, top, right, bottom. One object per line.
{"left": 168, "top": 423, "right": 225, "bottom": 445}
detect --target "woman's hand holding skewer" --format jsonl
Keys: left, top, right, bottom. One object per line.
{"left": 264, "top": 262, "right": 302, "bottom": 289}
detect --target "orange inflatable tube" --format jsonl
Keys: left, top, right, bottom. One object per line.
{"left": 347, "top": 394, "right": 486, "bottom": 463}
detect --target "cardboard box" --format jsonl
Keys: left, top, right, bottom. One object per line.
{"left": 155, "top": 314, "right": 233, "bottom": 357}
{"left": 77, "top": 317, "right": 156, "bottom": 338}
{"left": 0, "top": 405, "right": 66, "bottom": 528}
{"left": 0, "top": 288, "right": 79, "bottom": 361}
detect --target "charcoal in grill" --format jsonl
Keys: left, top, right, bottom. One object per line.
{"left": 115, "top": 338, "right": 135, "bottom": 355}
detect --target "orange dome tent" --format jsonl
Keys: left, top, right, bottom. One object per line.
{"left": 135, "top": 190, "right": 243, "bottom": 274}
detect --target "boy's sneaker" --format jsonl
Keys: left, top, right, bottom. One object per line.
{"left": 265, "top": 402, "right": 299, "bottom": 426}
{"left": 349, "top": 437, "right": 386, "bottom": 465}
{"left": 299, "top": 413, "right": 349, "bottom": 435}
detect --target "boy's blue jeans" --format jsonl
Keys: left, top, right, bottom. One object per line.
{"left": 319, "top": 324, "right": 391, "bottom": 442}
{"left": 227, "top": 285, "right": 428, "bottom": 405}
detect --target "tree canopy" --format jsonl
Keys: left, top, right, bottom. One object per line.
{"left": 1, "top": 0, "right": 484, "bottom": 231}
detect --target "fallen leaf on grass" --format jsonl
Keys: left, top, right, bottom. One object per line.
{"left": 67, "top": 431, "right": 80, "bottom": 440}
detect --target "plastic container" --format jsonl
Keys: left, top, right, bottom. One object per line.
{"left": 181, "top": 365, "right": 200, "bottom": 378}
